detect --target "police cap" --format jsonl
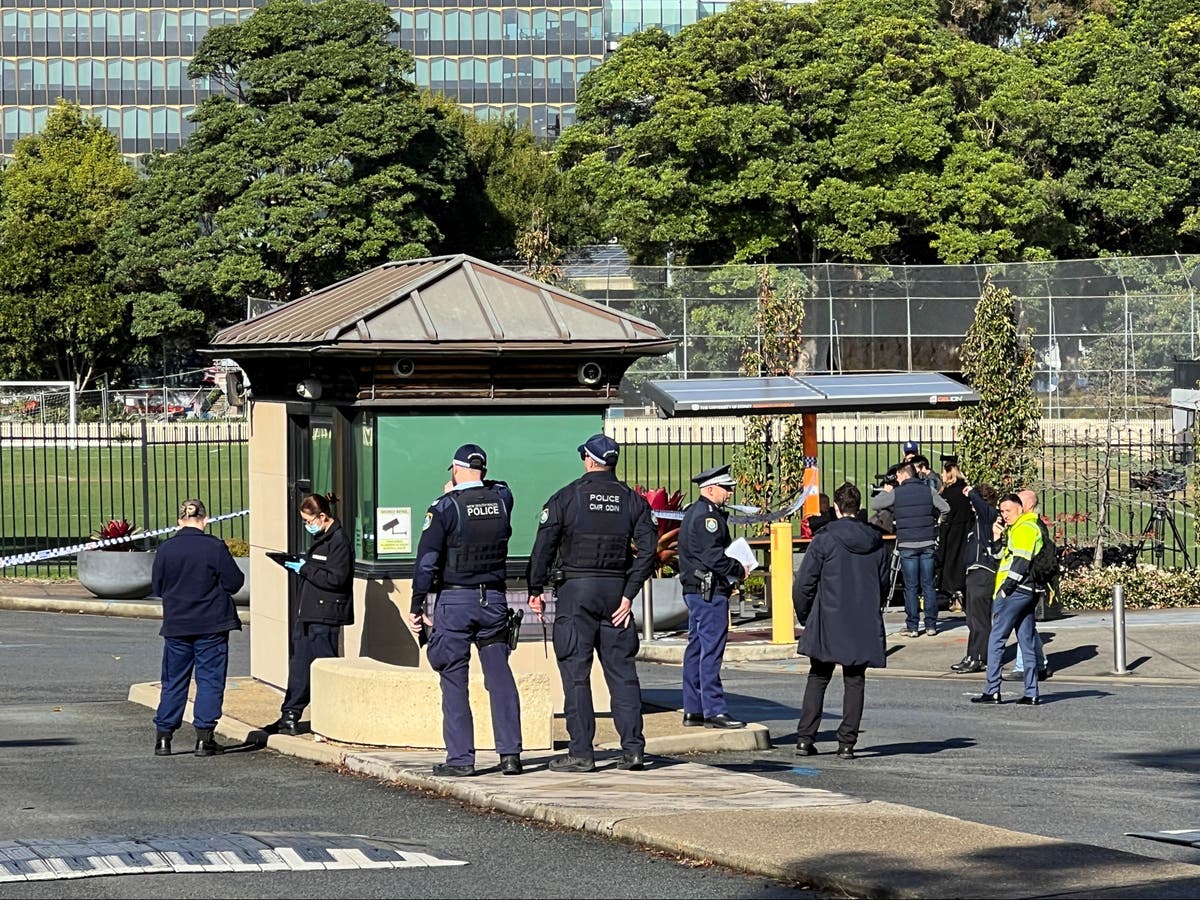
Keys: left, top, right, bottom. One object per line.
{"left": 448, "top": 443, "right": 488, "bottom": 471}
{"left": 903, "top": 440, "right": 919, "bottom": 454}
{"left": 578, "top": 433, "right": 620, "bottom": 466}
{"left": 693, "top": 464, "right": 736, "bottom": 489}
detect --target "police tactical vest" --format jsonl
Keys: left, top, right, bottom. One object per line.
{"left": 560, "top": 481, "right": 631, "bottom": 572}
{"left": 446, "top": 485, "right": 510, "bottom": 575}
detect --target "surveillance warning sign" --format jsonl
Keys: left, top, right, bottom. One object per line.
{"left": 376, "top": 507, "right": 412, "bottom": 554}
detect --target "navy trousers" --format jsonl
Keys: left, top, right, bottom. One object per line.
{"left": 427, "top": 588, "right": 522, "bottom": 767}
{"left": 553, "top": 577, "right": 644, "bottom": 760}
{"left": 154, "top": 632, "right": 230, "bottom": 733}
{"left": 682, "top": 592, "right": 730, "bottom": 718}
{"left": 281, "top": 621, "right": 340, "bottom": 716}
{"left": 984, "top": 588, "right": 1040, "bottom": 698}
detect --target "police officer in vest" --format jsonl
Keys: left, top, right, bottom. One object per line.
{"left": 678, "top": 463, "right": 748, "bottom": 729}
{"left": 527, "top": 434, "right": 657, "bottom": 773}
{"left": 407, "top": 443, "right": 523, "bottom": 777}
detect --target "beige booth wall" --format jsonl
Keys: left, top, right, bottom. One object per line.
{"left": 248, "top": 401, "right": 291, "bottom": 688}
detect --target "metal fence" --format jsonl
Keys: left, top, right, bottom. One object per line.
{"left": 611, "top": 415, "right": 1196, "bottom": 570}
{"left": 0, "top": 420, "right": 249, "bottom": 576}
{"left": 566, "top": 254, "right": 1200, "bottom": 418}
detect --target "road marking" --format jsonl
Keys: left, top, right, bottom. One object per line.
{"left": 0, "top": 833, "right": 466, "bottom": 882}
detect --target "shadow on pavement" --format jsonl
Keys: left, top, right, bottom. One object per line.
{"left": 642, "top": 688, "right": 800, "bottom": 721}
{"left": 0, "top": 737, "right": 78, "bottom": 748}
{"left": 1110, "top": 747, "right": 1200, "bottom": 777}
{"left": 1048, "top": 643, "right": 1099, "bottom": 670}
{"left": 858, "top": 737, "right": 977, "bottom": 757}
{"left": 1040, "top": 689, "right": 1112, "bottom": 704}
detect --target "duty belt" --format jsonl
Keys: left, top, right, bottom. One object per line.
{"left": 442, "top": 582, "right": 506, "bottom": 592}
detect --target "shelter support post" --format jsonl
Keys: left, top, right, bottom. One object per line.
{"left": 770, "top": 521, "right": 794, "bottom": 644}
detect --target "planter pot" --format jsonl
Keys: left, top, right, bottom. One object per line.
{"left": 633, "top": 577, "right": 689, "bottom": 631}
{"left": 232, "top": 558, "right": 250, "bottom": 606}
{"left": 76, "top": 549, "right": 156, "bottom": 601}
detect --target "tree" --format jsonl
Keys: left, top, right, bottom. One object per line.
{"left": 959, "top": 275, "right": 1042, "bottom": 490}
{"left": 732, "top": 266, "right": 811, "bottom": 513}
{"left": 0, "top": 101, "right": 136, "bottom": 389}
{"left": 557, "top": 0, "right": 1066, "bottom": 266}
{"left": 108, "top": 0, "right": 468, "bottom": 355}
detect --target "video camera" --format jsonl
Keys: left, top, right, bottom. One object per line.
{"left": 1130, "top": 469, "right": 1187, "bottom": 495}
{"left": 870, "top": 466, "right": 900, "bottom": 496}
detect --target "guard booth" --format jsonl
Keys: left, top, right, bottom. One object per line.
{"left": 642, "top": 373, "right": 982, "bottom": 637}
{"left": 209, "top": 255, "right": 674, "bottom": 693}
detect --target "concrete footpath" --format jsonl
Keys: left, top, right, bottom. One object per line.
{"left": 10, "top": 580, "right": 1200, "bottom": 896}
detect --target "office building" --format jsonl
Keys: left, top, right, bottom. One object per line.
{"left": 0, "top": 1, "right": 733, "bottom": 157}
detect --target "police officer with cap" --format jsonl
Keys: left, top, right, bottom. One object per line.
{"left": 678, "top": 463, "right": 748, "bottom": 729}
{"left": 407, "top": 443, "right": 523, "bottom": 777}
{"left": 527, "top": 434, "right": 657, "bottom": 773}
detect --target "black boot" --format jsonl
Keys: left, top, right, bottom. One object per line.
{"left": 273, "top": 710, "right": 301, "bottom": 736}
{"left": 499, "top": 754, "right": 523, "bottom": 776}
{"left": 194, "top": 728, "right": 223, "bottom": 757}
{"left": 154, "top": 732, "right": 172, "bottom": 756}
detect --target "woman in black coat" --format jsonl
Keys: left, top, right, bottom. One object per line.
{"left": 936, "top": 461, "right": 972, "bottom": 605}
{"left": 271, "top": 492, "right": 354, "bottom": 736}
{"left": 791, "top": 482, "right": 889, "bottom": 759}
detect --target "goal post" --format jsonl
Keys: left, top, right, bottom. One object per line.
{"left": 0, "top": 381, "right": 77, "bottom": 429}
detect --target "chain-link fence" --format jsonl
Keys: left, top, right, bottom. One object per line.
{"left": 563, "top": 253, "right": 1200, "bottom": 418}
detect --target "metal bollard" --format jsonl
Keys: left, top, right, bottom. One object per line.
{"left": 1112, "top": 583, "right": 1129, "bottom": 675}
{"left": 642, "top": 578, "right": 654, "bottom": 642}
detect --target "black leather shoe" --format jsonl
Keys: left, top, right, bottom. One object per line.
{"left": 432, "top": 763, "right": 476, "bottom": 777}
{"left": 970, "top": 692, "right": 1003, "bottom": 704}
{"left": 682, "top": 713, "right": 705, "bottom": 727}
{"left": 273, "top": 711, "right": 302, "bottom": 736}
{"left": 795, "top": 740, "right": 817, "bottom": 756}
{"left": 499, "top": 754, "right": 523, "bottom": 776}
{"left": 548, "top": 755, "right": 596, "bottom": 773}
{"left": 949, "top": 655, "right": 972, "bottom": 672}
{"left": 618, "top": 752, "right": 645, "bottom": 771}
{"left": 952, "top": 658, "right": 984, "bottom": 673}
{"left": 194, "top": 729, "right": 223, "bottom": 757}
{"left": 836, "top": 745, "right": 856, "bottom": 760}
{"left": 1017, "top": 696, "right": 1042, "bottom": 706}
{"left": 154, "top": 733, "right": 172, "bottom": 756}
{"left": 704, "top": 714, "right": 746, "bottom": 729}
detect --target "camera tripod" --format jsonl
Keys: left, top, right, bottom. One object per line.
{"left": 1131, "top": 494, "right": 1192, "bottom": 569}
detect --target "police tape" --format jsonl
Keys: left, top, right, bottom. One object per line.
{"left": 0, "top": 509, "right": 250, "bottom": 569}
{"left": 649, "top": 484, "right": 818, "bottom": 526}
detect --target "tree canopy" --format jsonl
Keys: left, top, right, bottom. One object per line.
{"left": 559, "top": 0, "right": 1200, "bottom": 266}
{"left": 0, "top": 102, "right": 135, "bottom": 389}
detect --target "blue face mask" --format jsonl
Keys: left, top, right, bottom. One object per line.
{"left": 304, "top": 522, "right": 322, "bottom": 535}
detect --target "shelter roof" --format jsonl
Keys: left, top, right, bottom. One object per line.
{"left": 644, "top": 373, "right": 979, "bottom": 417}
{"left": 209, "top": 255, "right": 672, "bottom": 356}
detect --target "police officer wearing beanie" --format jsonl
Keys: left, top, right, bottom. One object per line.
{"left": 152, "top": 499, "right": 244, "bottom": 758}
{"left": 407, "top": 444, "right": 523, "bottom": 777}
{"left": 677, "top": 464, "right": 748, "bottom": 729}
{"left": 527, "top": 434, "right": 657, "bottom": 773}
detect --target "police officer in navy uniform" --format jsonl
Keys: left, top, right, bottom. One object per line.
{"left": 527, "top": 434, "right": 657, "bottom": 773}
{"left": 678, "top": 464, "right": 748, "bottom": 729}
{"left": 407, "top": 444, "right": 523, "bottom": 777}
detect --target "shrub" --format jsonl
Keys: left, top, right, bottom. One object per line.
{"left": 224, "top": 537, "right": 250, "bottom": 558}
{"left": 1058, "top": 566, "right": 1200, "bottom": 611}
{"left": 92, "top": 518, "right": 139, "bottom": 551}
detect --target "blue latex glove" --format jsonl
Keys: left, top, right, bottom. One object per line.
{"left": 284, "top": 559, "right": 306, "bottom": 573}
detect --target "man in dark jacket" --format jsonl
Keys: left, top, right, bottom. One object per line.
{"left": 792, "top": 482, "right": 889, "bottom": 760}
{"left": 152, "top": 498, "right": 244, "bottom": 758}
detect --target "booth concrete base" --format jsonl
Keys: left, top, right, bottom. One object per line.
{"left": 310, "top": 657, "right": 554, "bottom": 750}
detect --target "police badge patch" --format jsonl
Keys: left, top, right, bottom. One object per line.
{"left": 422, "top": 511, "right": 433, "bottom": 531}
{"left": 539, "top": 508, "right": 549, "bottom": 524}
{"left": 705, "top": 518, "right": 718, "bottom": 533}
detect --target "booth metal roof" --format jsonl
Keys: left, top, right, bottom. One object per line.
{"left": 209, "top": 254, "right": 673, "bottom": 356}
{"left": 644, "top": 373, "right": 979, "bottom": 416}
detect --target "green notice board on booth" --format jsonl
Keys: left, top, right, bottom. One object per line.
{"left": 375, "top": 411, "right": 603, "bottom": 559}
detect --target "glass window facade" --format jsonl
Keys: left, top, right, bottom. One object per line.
{"left": 0, "top": 0, "right": 727, "bottom": 157}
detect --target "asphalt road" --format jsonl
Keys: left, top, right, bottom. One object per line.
{"left": 640, "top": 660, "right": 1200, "bottom": 866}
{"left": 0, "top": 610, "right": 808, "bottom": 899}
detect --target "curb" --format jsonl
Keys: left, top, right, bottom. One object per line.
{"left": 0, "top": 594, "right": 251, "bottom": 624}
{"left": 638, "top": 642, "right": 798, "bottom": 664}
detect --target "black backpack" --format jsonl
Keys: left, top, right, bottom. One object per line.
{"left": 1029, "top": 519, "right": 1059, "bottom": 589}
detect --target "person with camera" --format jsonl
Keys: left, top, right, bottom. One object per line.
{"left": 972, "top": 493, "right": 1044, "bottom": 705}
{"left": 871, "top": 462, "right": 948, "bottom": 636}
{"left": 407, "top": 443, "right": 523, "bottom": 777}
{"left": 527, "top": 434, "right": 657, "bottom": 773}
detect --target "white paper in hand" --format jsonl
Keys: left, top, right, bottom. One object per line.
{"left": 724, "top": 537, "right": 759, "bottom": 573}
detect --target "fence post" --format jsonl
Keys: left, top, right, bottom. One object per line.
{"left": 770, "top": 521, "right": 794, "bottom": 644}
{"left": 641, "top": 579, "right": 654, "bottom": 643}
{"left": 140, "top": 416, "right": 152, "bottom": 550}
{"left": 1112, "top": 583, "right": 1129, "bottom": 675}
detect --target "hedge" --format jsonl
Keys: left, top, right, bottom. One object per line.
{"left": 1058, "top": 566, "right": 1200, "bottom": 610}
